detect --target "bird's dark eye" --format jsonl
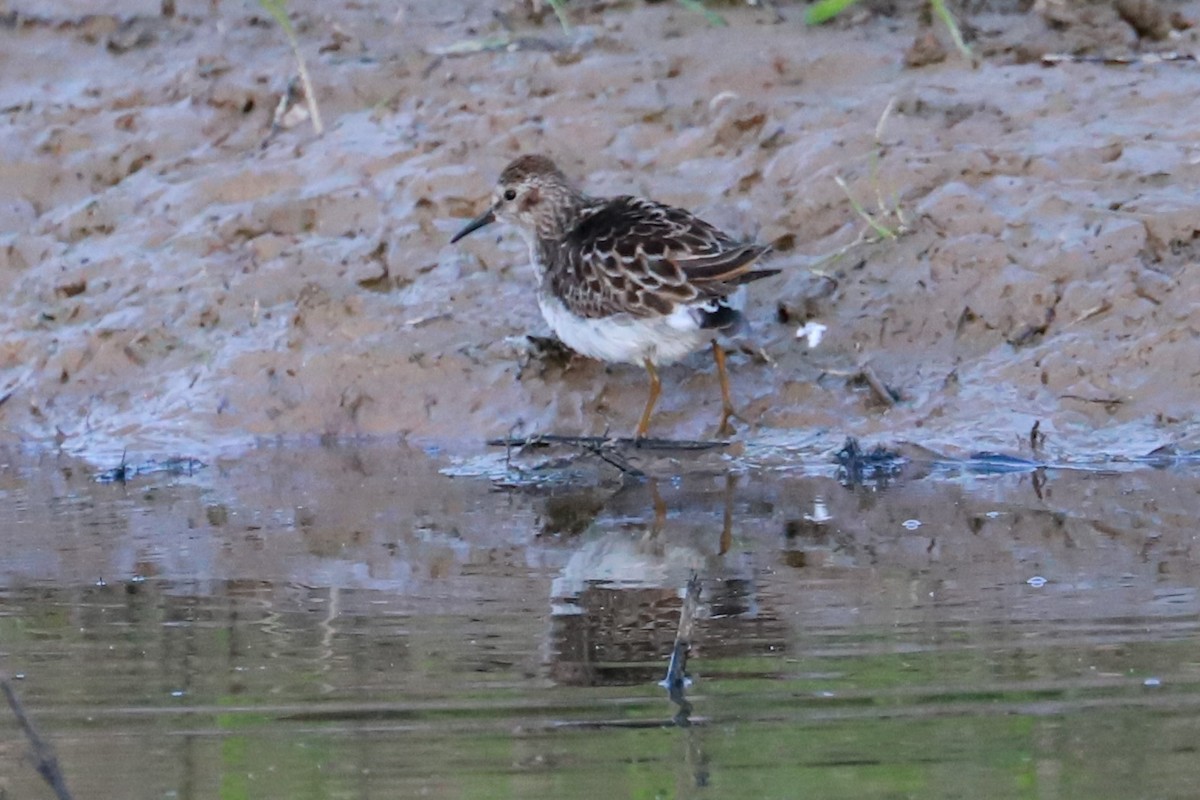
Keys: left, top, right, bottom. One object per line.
{"left": 503, "top": 188, "right": 517, "bottom": 201}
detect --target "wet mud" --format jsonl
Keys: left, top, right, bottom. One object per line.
{"left": 0, "top": 0, "right": 1197, "bottom": 464}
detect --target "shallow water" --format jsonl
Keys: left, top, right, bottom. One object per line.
{"left": 2, "top": 443, "right": 1200, "bottom": 799}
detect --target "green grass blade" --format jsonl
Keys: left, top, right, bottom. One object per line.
{"left": 835, "top": 176, "right": 898, "bottom": 240}
{"left": 546, "top": 0, "right": 572, "bottom": 33}
{"left": 678, "top": 0, "right": 728, "bottom": 27}
{"left": 930, "top": 0, "right": 973, "bottom": 60}
{"left": 259, "top": 0, "right": 295, "bottom": 38}
{"left": 805, "top": 0, "right": 861, "bottom": 25}
{"left": 257, "top": 0, "right": 323, "bottom": 135}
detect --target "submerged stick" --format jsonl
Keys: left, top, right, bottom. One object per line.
{"left": 486, "top": 434, "right": 729, "bottom": 452}
{"left": 2, "top": 677, "right": 75, "bottom": 800}
{"left": 661, "top": 573, "right": 702, "bottom": 725}
{"left": 586, "top": 444, "right": 645, "bottom": 478}
{"left": 487, "top": 434, "right": 730, "bottom": 481}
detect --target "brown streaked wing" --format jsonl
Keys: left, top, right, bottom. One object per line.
{"left": 551, "top": 197, "right": 768, "bottom": 319}
{"left": 675, "top": 243, "right": 775, "bottom": 285}
{"left": 551, "top": 238, "right": 696, "bottom": 319}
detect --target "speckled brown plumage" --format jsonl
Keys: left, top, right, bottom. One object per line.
{"left": 545, "top": 195, "right": 775, "bottom": 321}
{"left": 450, "top": 154, "right": 779, "bottom": 439}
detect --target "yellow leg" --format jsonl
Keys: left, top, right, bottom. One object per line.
{"left": 712, "top": 341, "right": 742, "bottom": 438}
{"left": 635, "top": 358, "right": 661, "bottom": 440}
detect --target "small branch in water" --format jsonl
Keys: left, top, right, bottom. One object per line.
{"left": 587, "top": 446, "right": 644, "bottom": 478}
{"left": 94, "top": 453, "right": 206, "bottom": 483}
{"left": 835, "top": 437, "right": 905, "bottom": 486}
{"left": 1030, "top": 419, "right": 1046, "bottom": 455}
{"left": 486, "top": 434, "right": 729, "bottom": 452}
{"left": 2, "top": 677, "right": 75, "bottom": 800}
{"left": 487, "top": 435, "right": 729, "bottom": 480}
{"left": 661, "top": 573, "right": 702, "bottom": 726}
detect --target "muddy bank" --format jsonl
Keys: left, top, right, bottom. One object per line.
{"left": 0, "top": 0, "right": 1197, "bottom": 464}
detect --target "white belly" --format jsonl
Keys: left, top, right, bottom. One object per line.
{"left": 536, "top": 291, "right": 709, "bottom": 366}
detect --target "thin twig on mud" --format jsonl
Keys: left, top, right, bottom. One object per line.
{"left": 858, "top": 364, "right": 898, "bottom": 407}
{"left": 1066, "top": 299, "right": 1112, "bottom": 327}
{"left": 424, "top": 34, "right": 566, "bottom": 58}
{"left": 423, "top": 34, "right": 579, "bottom": 78}
{"left": 1061, "top": 394, "right": 1125, "bottom": 407}
{"left": 2, "top": 677, "right": 75, "bottom": 800}
{"left": 1043, "top": 51, "right": 1196, "bottom": 66}
{"left": 824, "top": 365, "right": 899, "bottom": 407}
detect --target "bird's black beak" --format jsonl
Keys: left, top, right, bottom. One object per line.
{"left": 450, "top": 206, "right": 497, "bottom": 243}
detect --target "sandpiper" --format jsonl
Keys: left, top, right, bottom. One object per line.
{"left": 451, "top": 154, "right": 778, "bottom": 439}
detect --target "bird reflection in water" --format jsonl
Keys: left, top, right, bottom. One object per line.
{"left": 543, "top": 474, "right": 786, "bottom": 727}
